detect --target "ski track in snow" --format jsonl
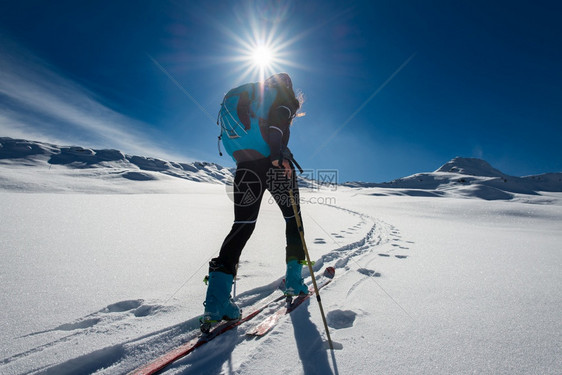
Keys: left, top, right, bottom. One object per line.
{"left": 2, "top": 200, "right": 410, "bottom": 375}
{"left": 138, "top": 204, "right": 410, "bottom": 375}
{"left": 142, "top": 201, "right": 396, "bottom": 375}
{"left": 2, "top": 299, "right": 183, "bottom": 374}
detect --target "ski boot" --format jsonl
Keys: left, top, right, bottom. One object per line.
{"left": 283, "top": 260, "right": 309, "bottom": 299}
{"left": 200, "top": 270, "right": 240, "bottom": 333}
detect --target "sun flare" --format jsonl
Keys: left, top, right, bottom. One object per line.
{"left": 222, "top": 4, "right": 303, "bottom": 83}
{"left": 251, "top": 45, "right": 274, "bottom": 69}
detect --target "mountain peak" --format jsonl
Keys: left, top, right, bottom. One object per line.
{"left": 435, "top": 157, "right": 507, "bottom": 177}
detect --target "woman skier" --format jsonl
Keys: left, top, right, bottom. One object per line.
{"left": 202, "top": 73, "right": 307, "bottom": 326}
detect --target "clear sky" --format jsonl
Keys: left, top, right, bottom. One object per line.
{"left": 1, "top": 0, "right": 561, "bottom": 183}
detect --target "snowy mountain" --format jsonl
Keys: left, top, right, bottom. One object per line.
{"left": 0, "top": 137, "right": 233, "bottom": 192}
{"left": 344, "top": 156, "right": 562, "bottom": 201}
{"left": 2, "top": 137, "right": 561, "bottom": 201}
{"left": 435, "top": 157, "right": 507, "bottom": 177}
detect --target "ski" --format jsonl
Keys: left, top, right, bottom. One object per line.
{"left": 129, "top": 267, "right": 335, "bottom": 375}
{"left": 246, "top": 266, "right": 335, "bottom": 337}
{"left": 129, "top": 292, "right": 285, "bottom": 375}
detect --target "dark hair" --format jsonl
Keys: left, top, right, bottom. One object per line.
{"left": 285, "top": 86, "right": 301, "bottom": 113}
{"left": 265, "top": 74, "right": 299, "bottom": 108}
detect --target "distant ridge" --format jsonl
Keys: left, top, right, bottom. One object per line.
{"left": 0, "top": 137, "right": 233, "bottom": 192}
{"left": 2, "top": 138, "right": 561, "bottom": 200}
{"left": 344, "top": 156, "right": 562, "bottom": 201}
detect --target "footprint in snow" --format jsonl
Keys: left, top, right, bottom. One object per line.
{"left": 102, "top": 299, "right": 144, "bottom": 313}
{"left": 101, "top": 299, "right": 166, "bottom": 317}
{"left": 327, "top": 310, "right": 357, "bottom": 329}
{"left": 314, "top": 238, "right": 327, "bottom": 244}
{"left": 25, "top": 316, "right": 102, "bottom": 336}
{"left": 357, "top": 268, "right": 381, "bottom": 278}
{"left": 26, "top": 300, "right": 157, "bottom": 337}
{"left": 54, "top": 318, "right": 101, "bottom": 331}
{"left": 392, "top": 244, "right": 409, "bottom": 250}
{"left": 133, "top": 304, "right": 163, "bottom": 317}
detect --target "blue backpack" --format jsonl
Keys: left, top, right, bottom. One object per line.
{"left": 217, "top": 82, "right": 278, "bottom": 163}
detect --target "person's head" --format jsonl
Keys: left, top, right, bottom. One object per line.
{"left": 264, "top": 73, "right": 292, "bottom": 90}
{"left": 265, "top": 73, "right": 301, "bottom": 113}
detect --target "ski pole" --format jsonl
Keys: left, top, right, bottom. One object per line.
{"left": 233, "top": 263, "right": 238, "bottom": 299}
{"left": 289, "top": 189, "right": 334, "bottom": 350}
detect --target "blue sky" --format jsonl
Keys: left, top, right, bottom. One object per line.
{"left": 1, "top": 0, "right": 561, "bottom": 183}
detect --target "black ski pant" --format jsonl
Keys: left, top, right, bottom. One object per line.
{"left": 214, "top": 157, "right": 305, "bottom": 276}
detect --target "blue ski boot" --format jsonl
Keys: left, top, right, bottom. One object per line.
{"left": 284, "top": 260, "right": 309, "bottom": 296}
{"left": 201, "top": 270, "right": 240, "bottom": 332}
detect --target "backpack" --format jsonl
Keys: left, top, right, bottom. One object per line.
{"left": 217, "top": 82, "right": 278, "bottom": 163}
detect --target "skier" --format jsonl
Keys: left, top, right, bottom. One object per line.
{"left": 202, "top": 73, "right": 308, "bottom": 325}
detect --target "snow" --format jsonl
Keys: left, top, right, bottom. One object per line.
{"left": 343, "top": 156, "right": 562, "bottom": 201}
{"left": 1, "top": 138, "right": 561, "bottom": 374}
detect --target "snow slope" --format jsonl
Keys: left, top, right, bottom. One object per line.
{"left": 1, "top": 138, "right": 561, "bottom": 374}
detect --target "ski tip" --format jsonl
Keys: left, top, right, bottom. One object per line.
{"left": 324, "top": 266, "right": 336, "bottom": 279}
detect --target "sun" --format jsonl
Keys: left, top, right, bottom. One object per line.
{"left": 251, "top": 45, "right": 274, "bottom": 69}
{"left": 245, "top": 42, "right": 281, "bottom": 81}
{"left": 221, "top": 4, "right": 304, "bottom": 83}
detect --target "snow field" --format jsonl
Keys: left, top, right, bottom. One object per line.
{"left": 324, "top": 194, "right": 562, "bottom": 375}
{"left": 1, "top": 140, "right": 561, "bottom": 374}
{"left": 1, "top": 186, "right": 379, "bottom": 374}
